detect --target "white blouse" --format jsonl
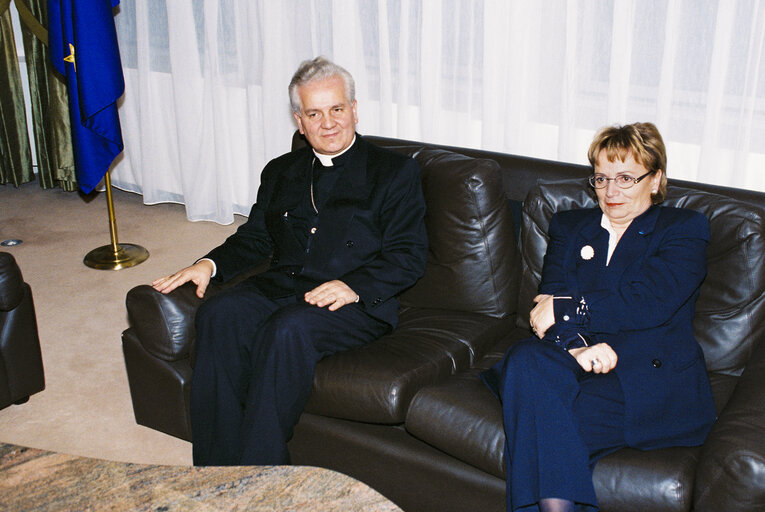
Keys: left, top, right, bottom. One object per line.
{"left": 600, "top": 214, "right": 619, "bottom": 266}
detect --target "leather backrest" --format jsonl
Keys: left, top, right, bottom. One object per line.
{"left": 398, "top": 148, "right": 519, "bottom": 318}
{"left": 0, "top": 252, "right": 24, "bottom": 312}
{"left": 518, "top": 178, "right": 765, "bottom": 376}
{"left": 363, "top": 134, "right": 765, "bottom": 208}
{"left": 516, "top": 179, "right": 596, "bottom": 330}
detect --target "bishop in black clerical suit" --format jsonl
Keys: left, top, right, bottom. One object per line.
{"left": 152, "top": 57, "right": 428, "bottom": 466}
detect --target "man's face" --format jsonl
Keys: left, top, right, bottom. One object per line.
{"left": 293, "top": 75, "right": 358, "bottom": 155}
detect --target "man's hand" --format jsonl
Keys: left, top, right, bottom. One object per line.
{"left": 529, "top": 294, "right": 555, "bottom": 338}
{"left": 568, "top": 343, "right": 618, "bottom": 373}
{"left": 152, "top": 259, "right": 214, "bottom": 298}
{"left": 304, "top": 280, "right": 359, "bottom": 311}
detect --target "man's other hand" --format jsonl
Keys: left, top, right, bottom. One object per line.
{"left": 305, "top": 280, "right": 359, "bottom": 311}
{"left": 152, "top": 259, "right": 214, "bottom": 298}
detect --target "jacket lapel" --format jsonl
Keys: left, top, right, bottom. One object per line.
{"left": 603, "top": 205, "right": 661, "bottom": 279}
{"left": 273, "top": 150, "right": 311, "bottom": 215}
{"left": 573, "top": 212, "right": 610, "bottom": 291}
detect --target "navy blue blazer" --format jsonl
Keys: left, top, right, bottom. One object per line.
{"left": 204, "top": 136, "right": 428, "bottom": 328}
{"left": 541, "top": 205, "right": 716, "bottom": 449}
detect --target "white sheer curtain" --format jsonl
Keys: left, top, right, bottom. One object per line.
{"left": 111, "top": 0, "right": 765, "bottom": 224}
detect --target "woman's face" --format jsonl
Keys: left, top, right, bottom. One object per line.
{"left": 594, "top": 149, "right": 662, "bottom": 230}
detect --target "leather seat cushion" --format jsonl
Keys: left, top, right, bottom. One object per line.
{"left": 404, "top": 330, "right": 525, "bottom": 478}
{"left": 305, "top": 307, "right": 512, "bottom": 424}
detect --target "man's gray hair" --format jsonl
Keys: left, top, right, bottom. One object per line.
{"left": 289, "top": 56, "right": 356, "bottom": 114}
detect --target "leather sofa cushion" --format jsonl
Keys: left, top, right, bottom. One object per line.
{"left": 404, "top": 331, "right": 524, "bottom": 479}
{"left": 305, "top": 307, "right": 512, "bottom": 424}
{"left": 0, "top": 253, "right": 24, "bottom": 311}
{"left": 593, "top": 446, "right": 701, "bottom": 512}
{"left": 516, "top": 178, "right": 765, "bottom": 376}
{"left": 398, "top": 148, "right": 520, "bottom": 318}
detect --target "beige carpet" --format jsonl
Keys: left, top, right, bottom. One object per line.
{"left": 0, "top": 181, "right": 245, "bottom": 465}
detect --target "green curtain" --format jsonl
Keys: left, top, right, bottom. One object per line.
{"left": 0, "top": 0, "right": 76, "bottom": 190}
{"left": 20, "top": 0, "right": 76, "bottom": 190}
{"left": 0, "top": 0, "right": 34, "bottom": 186}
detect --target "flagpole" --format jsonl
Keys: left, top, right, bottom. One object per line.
{"left": 49, "top": 0, "right": 146, "bottom": 270}
{"left": 83, "top": 171, "right": 149, "bottom": 270}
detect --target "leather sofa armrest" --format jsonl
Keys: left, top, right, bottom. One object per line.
{"left": 124, "top": 261, "right": 268, "bottom": 362}
{"left": 0, "top": 253, "right": 24, "bottom": 311}
{"left": 125, "top": 283, "right": 205, "bottom": 362}
{"left": 694, "top": 336, "right": 765, "bottom": 512}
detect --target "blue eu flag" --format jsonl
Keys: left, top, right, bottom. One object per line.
{"left": 48, "top": 0, "right": 124, "bottom": 194}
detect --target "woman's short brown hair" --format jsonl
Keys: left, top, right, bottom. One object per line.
{"left": 587, "top": 122, "right": 668, "bottom": 203}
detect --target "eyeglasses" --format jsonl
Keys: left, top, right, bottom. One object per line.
{"left": 588, "top": 170, "right": 655, "bottom": 189}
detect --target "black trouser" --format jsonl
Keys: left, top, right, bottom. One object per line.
{"left": 190, "top": 279, "right": 389, "bottom": 466}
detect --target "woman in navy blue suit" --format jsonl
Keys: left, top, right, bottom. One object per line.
{"left": 482, "top": 122, "right": 716, "bottom": 512}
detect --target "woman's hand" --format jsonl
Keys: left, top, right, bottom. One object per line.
{"left": 568, "top": 343, "right": 618, "bottom": 373}
{"left": 530, "top": 294, "right": 555, "bottom": 338}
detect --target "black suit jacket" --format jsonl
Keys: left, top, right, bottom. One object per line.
{"left": 204, "top": 136, "right": 428, "bottom": 328}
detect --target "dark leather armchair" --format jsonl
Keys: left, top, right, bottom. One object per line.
{"left": 0, "top": 252, "right": 45, "bottom": 409}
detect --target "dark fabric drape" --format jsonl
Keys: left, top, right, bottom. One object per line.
{"left": 20, "top": 0, "right": 76, "bottom": 190}
{"left": 0, "top": 0, "right": 76, "bottom": 190}
{"left": 0, "top": 0, "right": 34, "bottom": 186}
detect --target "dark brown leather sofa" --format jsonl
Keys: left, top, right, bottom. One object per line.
{"left": 122, "top": 135, "right": 765, "bottom": 512}
{"left": 0, "top": 252, "right": 45, "bottom": 410}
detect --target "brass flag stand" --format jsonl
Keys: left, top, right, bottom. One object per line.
{"left": 83, "top": 172, "right": 149, "bottom": 270}
{"left": 11, "top": 0, "right": 147, "bottom": 270}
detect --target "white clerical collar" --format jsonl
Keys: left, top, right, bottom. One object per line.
{"left": 313, "top": 135, "right": 356, "bottom": 166}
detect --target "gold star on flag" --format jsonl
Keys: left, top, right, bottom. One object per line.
{"left": 63, "top": 43, "right": 76, "bottom": 71}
